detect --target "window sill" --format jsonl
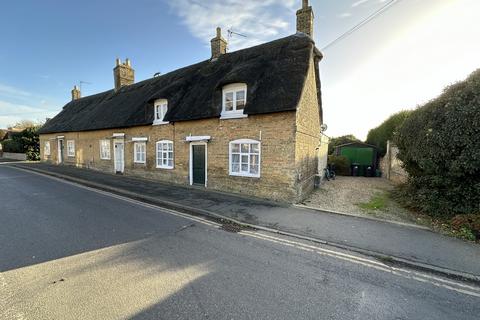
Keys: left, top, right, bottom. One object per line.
{"left": 153, "top": 120, "right": 169, "bottom": 126}
{"left": 134, "top": 161, "right": 146, "bottom": 164}
{"left": 220, "top": 112, "right": 248, "bottom": 120}
{"left": 67, "top": 155, "right": 75, "bottom": 158}
{"left": 229, "top": 172, "right": 260, "bottom": 178}
{"left": 100, "top": 157, "right": 111, "bottom": 160}
{"left": 156, "top": 165, "right": 174, "bottom": 170}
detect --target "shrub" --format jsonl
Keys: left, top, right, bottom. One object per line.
{"left": 395, "top": 69, "right": 480, "bottom": 217}
{"left": 366, "top": 110, "right": 412, "bottom": 156}
{"left": 328, "top": 155, "right": 351, "bottom": 176}
{"left": 0, "top": 126, "right": 41, "bottom": 160}
{"left": 451, "top": 214, "right": 480, "bottom": 240}
{"left": 1, "top": 139, "right": 24, "bottom": 153}
{"left": 21, "top": 126, "right": 40, "bottom": 160}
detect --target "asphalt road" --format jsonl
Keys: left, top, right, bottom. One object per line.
{"left": 1, "top": 165, "right": 479, "bottom": 320}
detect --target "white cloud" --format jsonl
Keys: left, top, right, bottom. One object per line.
{"left": 167, "top": 0, "right": 298, "bottom": 50}
{"left": 0, "top": 100, "right": 58, "bottom": 128}
{"left": 337, "top": 12, "right": 352, "bottom": 18}
{"left": 0, "top": 84, "right": 31, "bottom": 98}
{"left": 352, "top": 0, "right": 370, "bottom": 8}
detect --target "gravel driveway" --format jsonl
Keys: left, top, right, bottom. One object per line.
{"left": 303, "top": 177, "right": 423, "bottom": 225}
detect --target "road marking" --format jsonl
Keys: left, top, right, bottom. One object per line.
{"left": 8, "top": 166, "right": 480, "bottom": 298}
{"left": 240, "top": 231, "right": 480, "bottom": 298}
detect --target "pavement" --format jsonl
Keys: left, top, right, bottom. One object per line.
{"left": 1, "top": 164, "right": 479, "bottom": 320}
{"left": 9, "top": 162, "right": 480, "bottom": 282}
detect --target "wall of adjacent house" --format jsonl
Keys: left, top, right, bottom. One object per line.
{"left": 294, "top": 56, "right": 322, "bottom": 201}
{"left": 39, "top": 111, "right": 298, "bottom": 202}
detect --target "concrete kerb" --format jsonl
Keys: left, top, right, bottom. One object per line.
{"left": 10, "top": 164, "right": 480, "bottom": 285}
{"left": 294, "top": 204, "right": 432, "bottom": 231}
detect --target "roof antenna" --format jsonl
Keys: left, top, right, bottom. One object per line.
{"left": 227, "top": 28, "right": 247, "bottom": 52}
{"left": 79, "top": 80, "right": 92, "bottom": 93}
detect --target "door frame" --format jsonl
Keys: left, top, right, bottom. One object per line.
{"left": 113, "top": 139, "right": 125, "bottom": 174}
{"left": 189, "top": 141, "right": 207, "bottom": 187}
{"left": 57, "top": 137, "right": 64, "bottom": 164}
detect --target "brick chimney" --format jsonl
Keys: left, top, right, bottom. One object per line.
{"left": 71, "top": 85, "right": 81, "bottom": 101}
{"left": 210, "top": 27, "right": 227, "bottom": 59}
{"left": 296, "top": 0, "right": 314, "bottom": 37}
{"left": 113, "top": 58, "right": 135, "bottom": 90}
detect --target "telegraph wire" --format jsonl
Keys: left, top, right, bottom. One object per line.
{"left": 321, "top": 0, "right": 402, "bottom": 51}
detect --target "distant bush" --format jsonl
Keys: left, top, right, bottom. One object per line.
{"left": 21, "top": 126, "right": 40, "bottom": 161}
{"left": 328, "top": 135, "right": 361, "bottom": 155}
{"left": 1, "top": 139, "right": 23, "bottom": 153}
{"left": 366, "top": 110, "right": 411, "bottom": 157}
{"left": 328, "top": 155, "right": 351, "bottom": 176}
{"left": 395, "top": 69, "right": 480, "bottom": 218}
{"left": 0, "top": 126, "right": 41, "bottom": 160}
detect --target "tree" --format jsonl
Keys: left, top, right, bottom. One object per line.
{"left": 21, "top": 126, "right": 41, "bottom": 161}
{"left": 366, "top": 110, "right": 411, "bottom": 157}
{"left": 328, "top": 134, "right": 361, "bottom": 155}
{"left": 395, "top": 69, "right": 480, "bottom": 217}
{"left": 9, "top": 120, "right": 38, "bottom": 130}
{"left": 0, "top": 129, "right": 6, "bottom": 141}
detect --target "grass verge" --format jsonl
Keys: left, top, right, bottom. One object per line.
{"left": 358, "top": 192, "right": 388, "bottom": 211}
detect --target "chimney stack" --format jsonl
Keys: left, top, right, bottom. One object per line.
{"left": 113, "top": 58, "right": 135, "bottom": 90}
{"left": 296, "top": 0, "right": 314, "bottom": 37}
{"left": 210, "top": 27, "right": 227, "bottom": 60}
{"left": 71, "top": 85, "right": 81, "bottom": 101}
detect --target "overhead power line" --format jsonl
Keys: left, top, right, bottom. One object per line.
{"left": 321, "top": 0, "right": 402, "bottom": 51}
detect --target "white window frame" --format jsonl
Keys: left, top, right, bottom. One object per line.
{"left": 99, "top": 139, "right": 111, "bottom": 160}
{"left": 220, "top": 83, "right": 248, "bottom": 119}
{"left": 134, "top": 141, "right": 146, "bottom": 164}
{"left": 156, "top": 140, "right": 174, "bottom": 169}
{"left": 153, "top": 99, "right": 169, "bottom": 125}
{"left": 44, "top": 141, "right": 51, "bottom": 156}
{"left": 229, "top": 139, "right": 261, "bottom": 178}
{"left": 66, "top": 140, "right": 75, "bottom": 157}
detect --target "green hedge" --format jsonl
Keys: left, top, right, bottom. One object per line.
{"left": 366, "top": 110, "right": 411, "bottom": 157}
{"left": 0, "top": 126, "right": 40, "bottom": 160}
{"left": 1, "top": 139, "right": 24, "bottom": 153}
{"left": 328, "top": 155, "right": 351, "bottom": 176}
{"left": 395, "top": 69, "right": 480, "bottom": 217}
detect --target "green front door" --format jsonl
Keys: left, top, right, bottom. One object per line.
{"left": 192, "top": 145, "right": 206, "bottom": 185}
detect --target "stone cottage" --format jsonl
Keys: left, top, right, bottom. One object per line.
{"left": 38, "top": 0, "right": 325, "bottom": 202}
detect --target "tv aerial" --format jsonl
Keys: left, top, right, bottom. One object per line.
{"left": 79, "top": 80, "right": 92, "bottom": 92}
{"left": 227, "top": 28, "right": 247, "bottom": 52}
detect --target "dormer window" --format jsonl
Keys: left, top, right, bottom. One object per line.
{"left": 220, "top": 83, "right": 248, "bottom": 119}
{"left": 153, "top": 99, "right": 168, "bottom": 125}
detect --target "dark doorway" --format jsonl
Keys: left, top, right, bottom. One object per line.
{"left": 192, "top": 144, "right": 206, "bottom": 185}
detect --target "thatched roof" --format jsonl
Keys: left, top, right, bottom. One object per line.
{"left": 39, "top": 33, "right": 322, "bottom": 134}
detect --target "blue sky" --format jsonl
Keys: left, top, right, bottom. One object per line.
{"left": 1, "top": 0, "right": 479, "bottom": 139}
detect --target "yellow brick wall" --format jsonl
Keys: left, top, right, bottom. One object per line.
{"left": 294, "top": 56, "right": 322, "bottom": 201}
{"left": 40, "top": 111, "right": 298, "bottom": 201}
